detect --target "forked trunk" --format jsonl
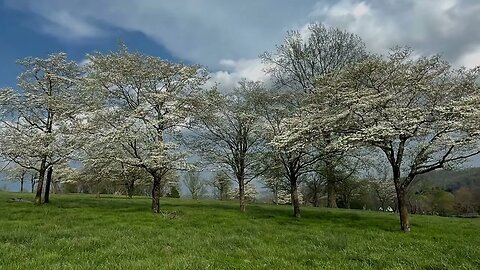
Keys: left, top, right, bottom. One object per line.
{"left": 290, "top": 175, "right": 301, "bottom": 218}
{"left": 151, "top": 173, "right": 162, "bottom": 213}
{"left": 35, "top": 160, "right": 47, "bottom": 205}
{"left": 44, "top": 167, "right": 53, "bottom": 203}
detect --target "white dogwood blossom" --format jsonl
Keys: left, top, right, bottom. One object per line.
{"left": 281, "top": 48, "right": 480, "bottom": 231}
{"left": 83, "top": 45, "right": 208, "bottom": 213}
{"left": 0, "top": 53, "right": 84, "bottom": 204}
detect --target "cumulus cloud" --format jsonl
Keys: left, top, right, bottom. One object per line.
{"left": 5, "top": 0, "right": 480, "bottom": 72}
{"left": 207, "top": 58, "right": 270, "bottom": 91}
{"left": 311, "top": 0, "right": 480, "bottom": 65}
{"left": 4, "top": 0, "right": 318, "bottom": 69}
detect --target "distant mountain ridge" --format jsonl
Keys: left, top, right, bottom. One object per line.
{"left": 414, "top": 167, "right": 480, "bottom": 191}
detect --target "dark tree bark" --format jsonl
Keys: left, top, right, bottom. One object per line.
{"left": 20, "top": 178, "right": 24, "bottom": 193}
{"left": 325, "top": 161, "right": 338, "bottom": 208}
{"left": 396, "top": 188, "right": 410, "bottom": 232}
{"left": 235, "top": 152, "right": 248, "bottom": 212}
{"left": 289, "top": 174, "right": 301, "bottom": 218}
{"left": 126, "top": 179, "right": 135, "bottom": 198}
{"left": 34, "top": 159, "right": 47, "bottom": 205}
{"left": 388, "top": 144, "right": 411, "bottom": 232}
{"left": 31, "top": 174, "right": 36, "bottom": 193}
{"left": 312, "top": 192, "right": 320, "bottom": 207}
{"left": 44, "top": 167, "right": 53, "bottom": 203}
{"left": 151, "top": 173, "right": 162, "bottom": 213}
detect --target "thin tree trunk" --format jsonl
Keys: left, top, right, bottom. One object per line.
{"left": 273, "top": 189, "right": 279, "bottom": 205}
{"left": 35, "top": 160, "right": 47, "bottom": 205}
{"left": 20, "top": 178, "right": 24, "bottom": 193}
{"left": 31, "top": 174, "right": 36, "bottom": 193}
{"left": 127, "top": 179, "right": 135, "bottom": 198}
{"left": 151, "top": 173, "right": 161, "bottom": 213}
{"left": 96, "top": 181, "right": 100, "bottom": 198}
{"left": 44, "top": 167, "right": 53, "bottom": 203}
{"left": 239, "top": 181, "right": 246, "bottom": 212}
{"left": 290, "top": 175, "right": 301, "bottom": 218}
{"left": 345, "top": 199, "right": 351, "bottom": 209}
{"left": 313, "top": 191, "right": 320, "bottom": 207}
{"left": 396, "top": 187, "right": 410, "bottom": 232}
{"left": 325, "top": 162, "right": 337, "bottom": 208}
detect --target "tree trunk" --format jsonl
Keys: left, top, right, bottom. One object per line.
{"left": 151, "top": 173, "right": 161, "bottom": 213}
{"left": 345, "top": 199, "right": 351, "bottom": 209}
{"left": 396, "top": 187, "right": 410, "bottom": 232}
{"left": 273, "top": 189, "right": 278, "bottom": 205}
{"left": 20, "top": 178, "right": 24, "bottom": 193}
{"left": 31, "top": 174, "right": 36, "bottom": 193}
{"left": 381, "top": 200, "right": 386, "bottom": 211}
{"left": 126, "top": 179, "right": 135, "bottom": 198}
{"left": 239, "top": 181, "right": 246, "bottom": 212}
{"left": 35, "top": 160, "right": 47, "bottom": 205}
{"left": 313, "top": 191, "right": 320, "bottom": 207}
{"left": 44, "top": 167, "right": 53, "bottom": 203}
{"left": 290, "top": 175, "right": 301, "bottom": 218}
{"left": 325, "top": 162, "right": 337, "bottom": 208}
{"left": 96, "top": 181, "right": 100, "bottom": 198}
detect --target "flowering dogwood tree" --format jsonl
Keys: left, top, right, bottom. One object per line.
{"left": 3, "top": 163, "right": 30, "bottom": 192}
{"left": 84, "top": 45, "right": 208, "bottom": 213}
{"left": 255, "top": 89, "right": 321, "bottom": 218}
{"left": 289, "top": 48, "right": 480, "bottom": 231}
{"left": 0, "top": 53, "right": 83, "bottom": 204}
{"left": 261, "top": 23, "right": 367, "bottom": 92}
{"left": 262, "top": 23, "right": 368, "bottom": 208}
{"left": 190, "top": 81, "right": 265, "bottom": 211}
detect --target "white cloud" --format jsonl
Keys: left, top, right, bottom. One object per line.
{"left": 310, "top": 0, "right": 480, "bottom": 63}
{"left": 352, "top": 2, "right": 369, "bottom": 18}
{"left": 40, "top": 10, "right": 104, "bottom": 39}
{"left": 207, "top": 58, "right": 270, "bottom": 91}
{"left": 5, "top": 0, "right": 319, "bottom": 69}
{"left": 5, "top": 0, "right": 480, "bottom": 72}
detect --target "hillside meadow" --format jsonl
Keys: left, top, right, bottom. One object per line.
{"left": 0, "top": 191, "right": 479, "bottom": 270}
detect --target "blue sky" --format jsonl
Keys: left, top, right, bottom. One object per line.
{"left": 0, "top": 3, "right": 178, "bottom": 88}
{"left": 1, "top": 0, "right": 480, "bottom": 90}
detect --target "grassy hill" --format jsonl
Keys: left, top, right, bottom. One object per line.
{"left": 0, "top": 192, "right": 479, "bottom": 269}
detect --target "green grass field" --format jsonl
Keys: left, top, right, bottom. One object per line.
{"left": 0, "top": 192, "right": 479, "bottom": 270}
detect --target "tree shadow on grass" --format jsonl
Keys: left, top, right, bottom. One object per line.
{"left": 16, "top": 193, "right": 401, "bottom": 232}
{"left": 166, "top": 201, "right": 401, "bottom": 232}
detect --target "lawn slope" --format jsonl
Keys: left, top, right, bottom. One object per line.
{"left": 0, "top": 192, "right": 479, "bottom": 269}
